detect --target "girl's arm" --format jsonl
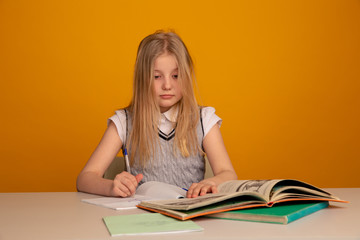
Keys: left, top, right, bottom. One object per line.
{"left": 76, "top": 122, "right": 142, "bottom": 197}
{"left": 187, "top": 124, "right": 237, "bottom": 198}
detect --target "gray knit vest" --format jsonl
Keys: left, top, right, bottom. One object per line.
{"left": 124, "top": 109, "right": 205, "bottom": 189}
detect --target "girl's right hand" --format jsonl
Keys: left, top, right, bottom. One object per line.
{"left": 110, "top": 172, "right": 143, "bottom": 197}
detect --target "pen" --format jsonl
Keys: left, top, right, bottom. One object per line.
{"left": 123, "top": 148, "right": 131, "bottom": 173}
{"left": 182, "top": 188, "right": 188, "bottom": 191}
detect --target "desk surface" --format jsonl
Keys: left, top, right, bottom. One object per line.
{"left": 0, "top": 188, "right": 359, "bottom": 240}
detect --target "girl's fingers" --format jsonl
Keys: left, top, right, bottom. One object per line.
{"left": 113, "top": 185, "right": 130, "bottom": 197}
{"left": 186, "top": 183, "right": 199, "bottom": 198}
{"left": 199, "top": 186, "right": 209, "bottom": 196}
{"left": 118, "top": 183, "right": 133, "bottom": 196}
{"left": 211, "top": 185, "right": 218, "bottom": 194}
{"left": 187, "top": 182, "right": 218, "bottom": 198}
{"left": 122, "top": 172, "right": 139, "bottom": 188}
{"left": 121, "top": 176, "right": 137, "bottom": 193}
{"left": 187, "top": 183, "right": 201, "bottom": 198}
{"left": 112, "top": 172, "right": 140, "bottom": 197}
{"left": 135, "top": 173, "right": 143, "bottom": 183}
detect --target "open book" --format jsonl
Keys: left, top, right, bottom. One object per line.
{"left": 137, "top": 179, "right": 348, "bottom": 220}
{"left": 82, "top": 181, "right": 186, "bottom": 210}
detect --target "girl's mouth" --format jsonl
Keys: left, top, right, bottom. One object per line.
{"left": 160, "top": 95, "right": 174, "bottom": 99}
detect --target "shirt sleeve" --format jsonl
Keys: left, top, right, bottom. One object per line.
{"left": 201, "top": 106, "right": 222, "bottom": 138}
{"left": 107, "top": 110, "right": 127, "bottom": 144}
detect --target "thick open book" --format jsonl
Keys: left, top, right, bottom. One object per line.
{"left": 82, "top": 181, "right": 186, "bottom": 210}
{"left": 137, "top": 179, "right": 348, "bottom": 220}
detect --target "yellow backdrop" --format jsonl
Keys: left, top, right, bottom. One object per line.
{"left": 1, "top": 0, "right": 359, "bottom": 192}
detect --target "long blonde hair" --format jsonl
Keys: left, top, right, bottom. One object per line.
{"left": 127, "top": 30, "right": 201, "bottom": 167}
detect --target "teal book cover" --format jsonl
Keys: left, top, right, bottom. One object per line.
{"left": 206, "top": 201, "right": 329, "bottom": 224}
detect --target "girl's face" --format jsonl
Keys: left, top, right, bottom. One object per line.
{"left": 153, "top": 53, "right": 183, "bottom": 113}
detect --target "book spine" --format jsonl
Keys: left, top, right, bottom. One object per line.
{"left": 286, "top": 201, "right": 329, "bottom": 224}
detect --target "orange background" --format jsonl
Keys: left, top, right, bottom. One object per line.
{"left": 1, "top": 0, "right": 359, "bottom": 192}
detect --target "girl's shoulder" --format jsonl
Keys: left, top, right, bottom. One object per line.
{"left": 200, "top": 106, "right": 221, "bottom": 121}
{"left": 200, "top": 106, "right": 216, "bottom": 116}
{"left": 108, "top": 109, "right": 127, "bottom": 123}
{"left": 199, "top": 106, "right": 222, "bottom": 137}
{"left": 107, "top": 109, "right": 128, "bottom": 143}
{"left": 110, "top": 107, "right": 132, "bottom": 121}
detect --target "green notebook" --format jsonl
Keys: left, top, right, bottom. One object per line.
{"left": 103, "top": 213, "right": 203, "bottom": 236}
{"left": 206, "top": 201, "right": 329, "bottom": 224}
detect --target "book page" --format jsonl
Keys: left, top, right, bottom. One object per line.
{"left": 136, "top": 181, "right": 186, "bottom": 200}
{"left": 82, "top": 195, "right": 153, "bottom": 210}
{"left": 269, "top": 180, "right": 338, "bottom": 202}
{"left": 218, "top": 179, "right": 343, "bottom": 203}
{"left": 139, "top": 191, "right": 267, "bottom": 211}
{"left": 218, "top": 180, "right": 283, "bottom": 202}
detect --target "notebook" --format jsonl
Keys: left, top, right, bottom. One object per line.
{"left": 103, "top": 213, "right": 203, "bottom": 236}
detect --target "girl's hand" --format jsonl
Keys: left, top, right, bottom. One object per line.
{"left": 110, "top": 172, "right": 143, "bottom": 197}
{"left": 186, "top": 180, "right": 218, "bottom": 198}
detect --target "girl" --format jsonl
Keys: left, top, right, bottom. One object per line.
{"left": 76, "top": 30, "right": 237, "bottom": 198}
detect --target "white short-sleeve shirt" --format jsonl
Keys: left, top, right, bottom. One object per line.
{"left": 108, "top": 106, "right": 222, "bottom": 144}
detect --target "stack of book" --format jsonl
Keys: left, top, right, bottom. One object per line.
{"left": 136, "top": 179, "right": 347, "bottom": 222}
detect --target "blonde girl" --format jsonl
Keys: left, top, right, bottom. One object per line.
{"left": 77, "top": 30, "right": 237, "bottom": 198}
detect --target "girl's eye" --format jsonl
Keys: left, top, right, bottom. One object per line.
{"left": 154, "top": 75, "right": 161, "bottom": 79}
{"left": 172, "top": 74, "right": 178, "bottom": 79}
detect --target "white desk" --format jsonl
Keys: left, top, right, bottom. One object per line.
{"left": 0, "top": 188, "right": 359, "bottom": 240}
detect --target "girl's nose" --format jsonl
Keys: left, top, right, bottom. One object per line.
{"left": 162, "top": 76, "right": 172, "bottom": 90}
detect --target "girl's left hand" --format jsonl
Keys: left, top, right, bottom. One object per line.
{"left": 186, "top": 180, "right": 218, "bottom": 198}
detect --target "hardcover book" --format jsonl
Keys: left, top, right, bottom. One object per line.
{"left": 206, "top": 201, "right": 329, "bottom": 224}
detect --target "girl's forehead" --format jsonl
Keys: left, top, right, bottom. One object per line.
{"left": 154, "top": 53, "right": 178, "bottom": 70}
